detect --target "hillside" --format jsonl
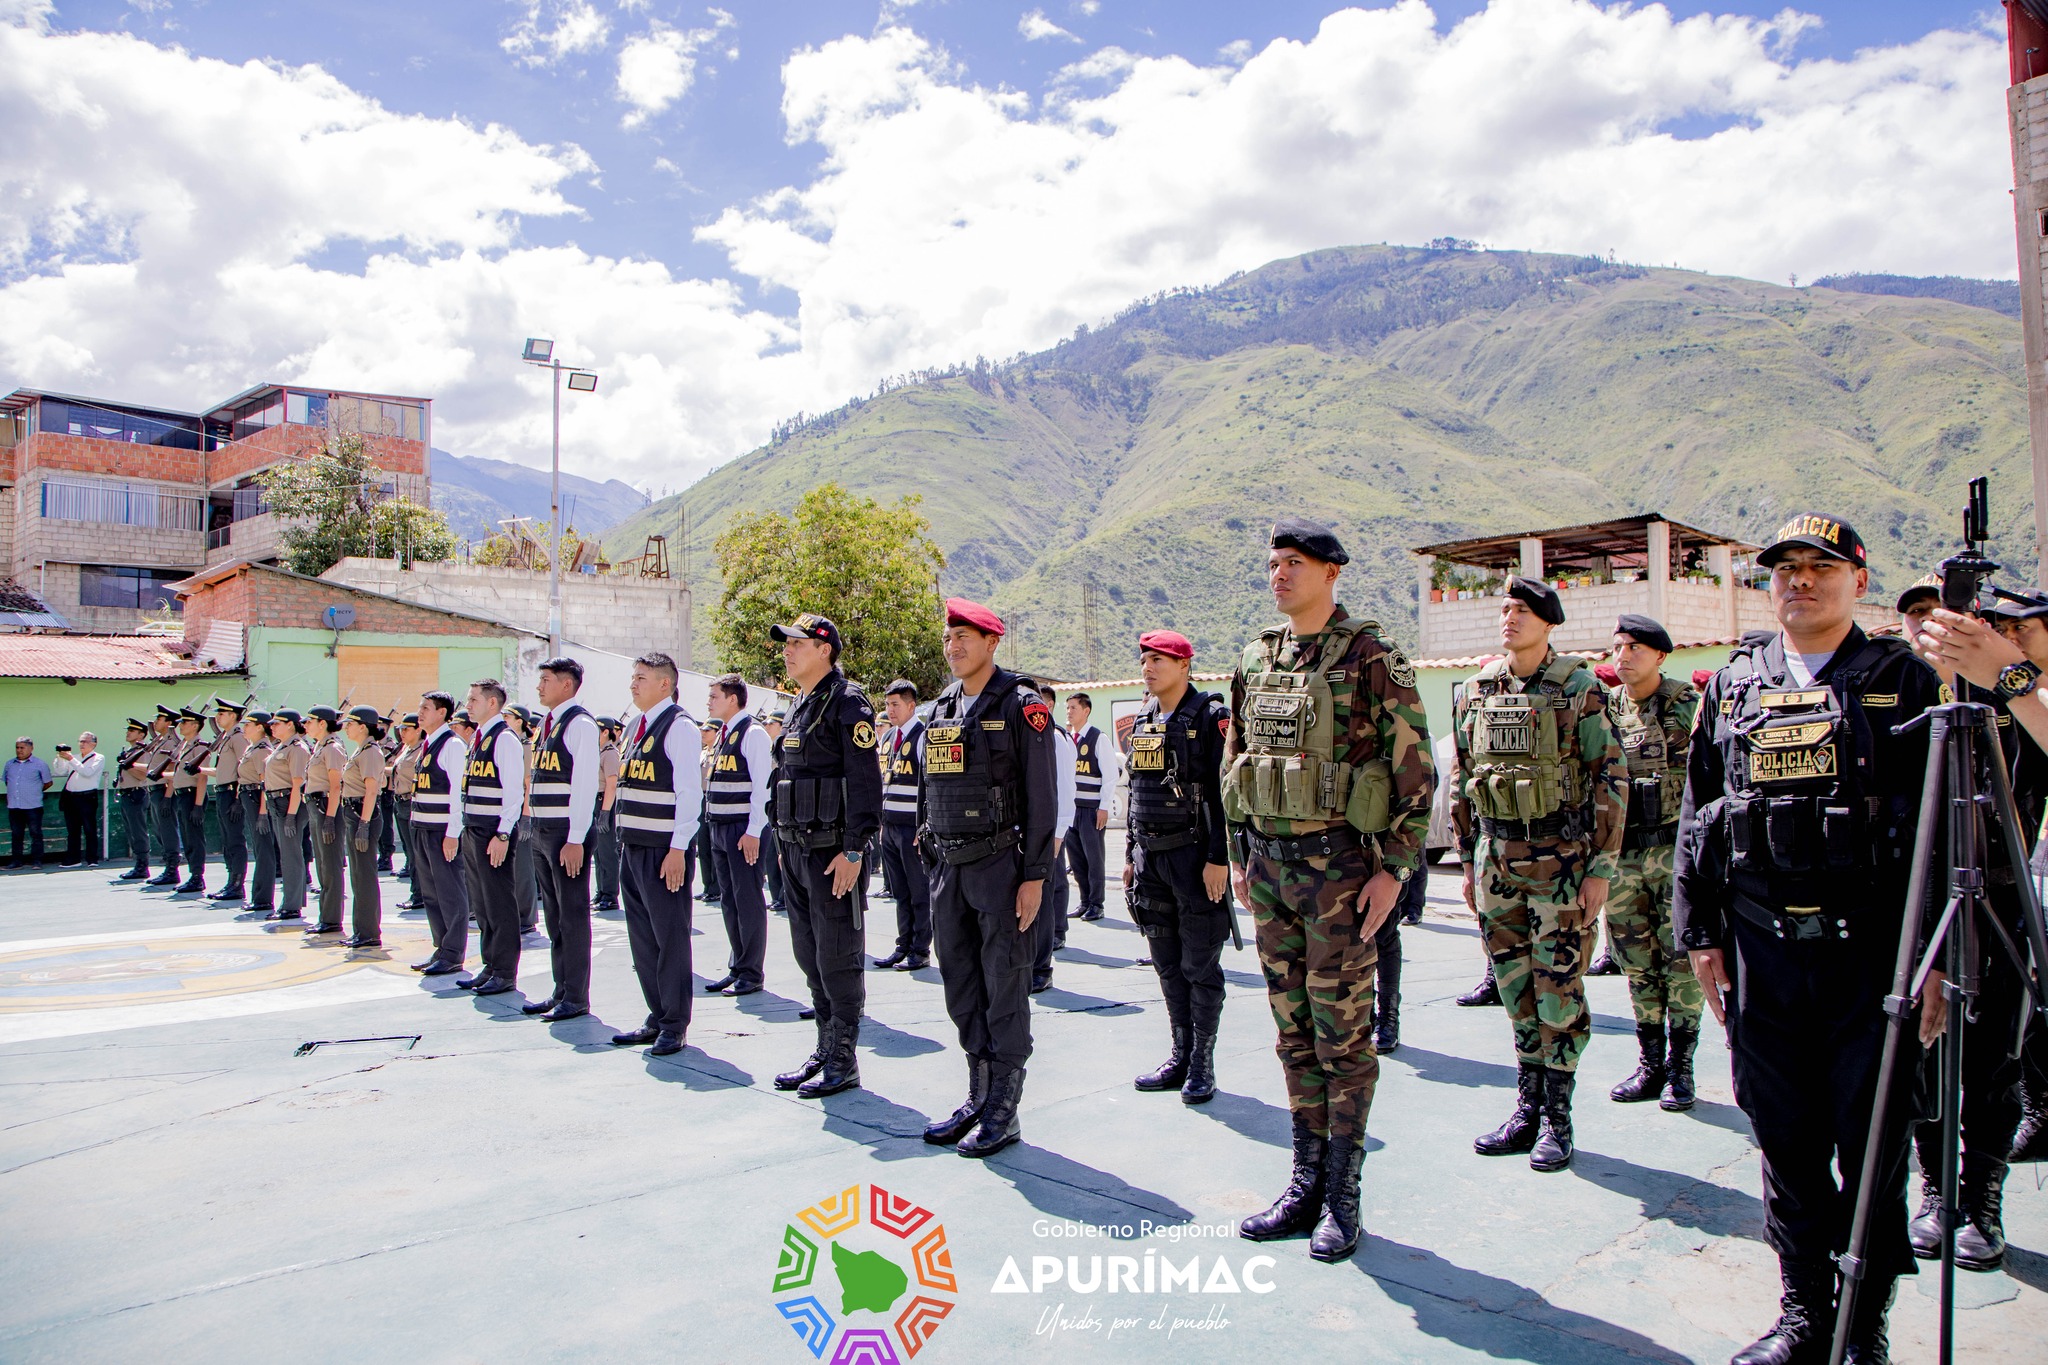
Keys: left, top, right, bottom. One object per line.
{"left": 605, "top": 245, "right": 2033, "bottom": 677}
{"left": 432, "top": 449, "right": 648, "bottom": 543}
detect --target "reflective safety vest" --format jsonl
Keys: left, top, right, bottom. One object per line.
{"left": 528, "top": 704, "right": 592, "bottom": 829}
{"left": 411, "top": 730, "right": 457, "bottom": 825}
{"left": 1074, "top": 725, "right": 1105, "bottom": 810}
{"left": 617, "top": 705, "right": 689, "bottom": 848}
{"left": 463, "top": 719, "right": 511, "bottom": 831}
{"left": 882, "top": 718, "right": 923, "bottom": 824}
{"left": 705, "top": 714, "right": 759, "bottom": 824}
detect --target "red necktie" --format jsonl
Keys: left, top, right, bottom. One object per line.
{"left": 542, "top": 715, "right": 553, "bottom": 743}
{"left": 632, "top": 716, "right": 646, "bottom": 747}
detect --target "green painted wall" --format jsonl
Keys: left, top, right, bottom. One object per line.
{"left": 244, "top": 628, "right": 518, "bottom": 711}
{"left": 0, "top": 676, "right": 202, "bottom": 755}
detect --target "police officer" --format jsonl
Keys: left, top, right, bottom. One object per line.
{"left": 918, "top": 598, "right": 1058, "bottom": 1157}
{"left": 237, "top": 710, "right": 277, "bottom": 915}
{"left": 505, "top": 704, "right": 542, "bottom": 935}
{"left": 1677, "top": 514, "right": 1946, "bottom": 1365}
{"left": 169, "top": 706, "right": 210, "bottom": 895}
{"left": 201, "top": 697, "right": 250, "bottom": 903}
{"left": 389, "top": 715, "right": 422, "bottom": 908}
{"left": 1067, "top": 692, "right": 1112, "bottom": 921}
{"left": 522, "top": 657, "right": 602, "bottom": 1022}
{"left": 768, "top": 614, "right": 885, "bottom": 1098}
{"left": 874, "top": 680, "right": 931, "bottom": 970}
{"left": 1122, "top": 630, "right": 1233, "bottom": 1104}
{"left": 139, "top": 705, "right": 181, "bottom": 887}
{"left": 1601, "top": 614, "right": 1705, "bottom": 1111}
{"left": 610, "top": 652, "right": 704, "bottom": 1056}
{"left": 303, "top": 705, "right": 348, "bottom": 935}
{"left": 408, "top": 691, "right": 471, "bottom": 976}
{"left": 703, "top": 673, "right": 773, "bottom": 997}
{"left": 263, "top": 709, "right": 311, "bottom": 922}
{"left": 459, "top": 679, "right": 525, "bottom": 997}
{"left": 1227, "top": 520, "right": 1435, "bottom": 1264}
{"left": 113, "top": 719, "right": 154, "bottom": 882}
{"left": 593, "top": 716, "right": 623, "bottom": 912}
{"left": 338, "top": 706, "right": 387, "bottom": 948}
{"left": 1030, "top": 681, "right": 1077, "bottom": 992}
{"left": 1455, "top": 576, "right": 1627, "bottom": 1174}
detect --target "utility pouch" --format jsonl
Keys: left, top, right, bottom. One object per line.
{"left": 1822, "top": 805, "right": 1857, "bottom": 870}
{"left": 1765, "top": 796, "right": 1810, "bottom": 873}
{"left": 1345, "top": 758, "right": 1392, "bottom": 835}
{"left": 1628, "top": 777, "right": 1663, "bottom": 830}
{"left": 815, "top": 780, "right": 843, "bottom": 828}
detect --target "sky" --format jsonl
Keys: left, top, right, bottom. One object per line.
{"left": 0, "top": 0, "right": 2018, "bottom": 493}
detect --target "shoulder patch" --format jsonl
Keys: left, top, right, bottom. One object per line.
{"left": 1021, "top": 699, "right": 1051, "bottom": 733}
{"left": 1384, "top": 646, "right": 1417, "bottom": 689}
{"left": 852, "top": 720, "right": 876, "bottom": 749}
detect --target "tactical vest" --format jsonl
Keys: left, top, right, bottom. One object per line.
{"left": 773, "top": 674, "right": 866, "bottom": 847}
{"left": 881, "top": 718, "right": 923, "bottom": 824}
{"left": 1222, "top": 619, "right": 1393, "bottom": 832}
{"left": 1610, "top": 676, "right": 1695, "bottom": 847}
{"left": 923, "top": 676, "right": 1023, "bottom": 847}
{"left": 1128, "top": 694, "right": 1212, "bottom": 850}
{"left": 528, "top": 704, "right": 592, "bottom": 829}
{"left": 411, "top": 729, "right": 458, "bottom": 825}
{"left": 462, "top": 719, "right": 510, "bottom": 830}
{"left": 617, "top": 705, "right": 689, "bottom": 848}
{"left": 705, "top": 713, "right": 760, "bottom": 824}
{"left": 1464, "top": 653, "right": 1591, "bottom": 837}
{"left": 1074, "top": 726, "right": 1105, "bottom": 809}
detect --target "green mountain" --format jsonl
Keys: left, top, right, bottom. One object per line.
{"left": 606, "top": 245, "right": 2032, "bottom": 677}
{"left": 432, "top": 449, "right": 649, "bottom": 544}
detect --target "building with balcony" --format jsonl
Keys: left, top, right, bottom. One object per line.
{"left": 0, "top": 384, "right": 430, "bottom": 632}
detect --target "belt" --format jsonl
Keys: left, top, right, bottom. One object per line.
{"left": 1731, "top": 891, "right": 1852, "bottom": 943}
{"left": 1479, "top": 813, "right": 1576, "bottom": 842}
{"left": 342, "top": 796, "right": 365, "bottom": 813}
{"left": 1246, "top": 824, "right": 1362, "bottom": 864}
{"left": 1131, "top": 825, "right": 1200, "bottom": 853}
{"left": 932, "top": 827, "right": 1020, "bottom": 865}
{"left": 1621, "top": 824, "right": 1678, "bottom": 851}
{"left": 775, "top": 825, "right": 844, "bottom": 851}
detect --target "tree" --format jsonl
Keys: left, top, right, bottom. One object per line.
{"left": 712, "top": 484, "right": 948, "bottom": 696}
{"left": 261, "top": 431, "right": 461, "bottom": 578}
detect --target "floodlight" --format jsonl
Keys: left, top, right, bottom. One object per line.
{"left": 566, "top": 372, "right": 598, "bottom": 392}
{"left": 523, "top": 338, "right": 554, "bottom": 362}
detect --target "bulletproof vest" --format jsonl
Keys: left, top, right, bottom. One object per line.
{"left": 923, "top": 676, "right": 1023, "bottom": 839}
{"left": 773, "top": 673, "right": 863, "bottom": 841}
{"left": 1610, "top": 676, "right": 1694, "bottom": 830}
{"left": 1074, "top": 726, "right": 1105, "bottom": 808}
{"left": 617, "top": 704, "right": 690, "bottom": 848}
{"left": 704, "top": 713, "right": 759, "bottom": 824}
{"left": 528, "top": 704, "right": 592, "bottom": 828}
{"left": 1463, "top": 654, "right": 1590, "bottom": 826}
{"left": 411, "top": 729, "right": 456, "bottom": 825}
{"left": 462, "top": 719, "right": 510, "bottom": 829}
{"left": 882, "top": 718, "right": 923, "bottom": 822}
{"left": 1224, "top": 618, "right": 1391, "bottom": 829}
{"left": 1127, "top": 694, "right": 1209, "bottom": 833}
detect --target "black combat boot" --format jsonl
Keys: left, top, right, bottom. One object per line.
{"left": 1529, "top": 1069, "right": 1575, "bottom": 1172}
{"left": 1240, "top": 1114, "right": 1326, "bottom": 1241}
{"left": 924, "top": 1058, "right": 990, "bottom": 1145}
{"left": 1374, "top": 947, "right": 1401, "bottom": 1054}
{"left": 1609, "top": 1023, "right": 1667, "bottom": 1103}
{"left": 1661, "top": 1025, "right": 1698, "bottom": 1111}
{"left": 1456, "top": 963, "right": 1500, "bottom": 1007}
{"left": 1588, "top": 937, "right": 1619, "bottom": 975}
{"left": 1474, "top": 1062, "right": 1543, "bottom": 1156}
{"left": 1731, "top": 1257, "right": 1836, "bottom": 1365}
{"left": 146, "top": 869, "right": 180, "bottom": 887}
{"left": 1955, "top": 1154, "right": 2009, "bottom": 1271}
{"left": 2011, "top": 1057, "right": 2048, "bottom": 1162}
{"left": 798, "top": 1019, "right": 861, "bottom": 1098}
{"left": 1180, "top": 1028, "right": 1218, "bottom": 1105}
{"left": 958, "top": 1064, "right": 1023, "bottom": 1158}
{"left": 1308, "top": 1136, "right": 1366, "bottom": 1263}
{"left": 1906, "top": 1164, "right": 1943, "bottom": 1260}
{"left": 774, "top": 1019, "right": 829, "bottom": 1091}
{"left": 1840, "top": 1273, "right": 1896, "bottom": 1365}
{"left": 1135, "top": 1027, "right": 1190, "bottom": 1092}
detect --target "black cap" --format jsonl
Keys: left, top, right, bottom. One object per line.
{"left": 770, "top": 613, "right": 841, "bottom": 650}
{"left": 1613, "top": 613, "right": 1673, "bottom": 653}
{"left": 347, "top": 705, "right": 382, "bottom": 727}
{"left": 271, "top": 708, "right": 305, "bottom": 728}
{"left": 507, "top": 705, "right": 538, "bottom": 728}
{"left": 1983, "top": 586, "right": 2048, "bottom": 622}
{"left": 1895, "top": 573, "right": 1941, "bottom": 613}
{"left": 452, "top": 708, "right": 472, "bottom": 725}
{"left": 306, "top": 705, "right": 342, "bottom": 727}
{"left": 885, "top": 678, "right": 919, "bottom": 699}
{"left": 125, "top": 717, "right": 148, "bottom": 732}
{"left": 177, "top": 707, "right": 204, "bottom": 724}
{"left": 1268, "top": 517, "right": 1348, "bottom": 565}
{"left": 245, "top": 710, "right": 273, "bottom": 726}
{"left": 1506, "top": 575, "right": 1565, "bottom": 625}
{"left": 155, "top": 704, "right": 179, "bottom": 721}
{"left": 596, "top": 715, "right": 621, "bottom": 730}
{"left": 211, "top": 696, "right": 247, "bottom": 715}
{"left": 401, "top": 712, "right": 420, "bottom": 727}
{"left": 1758, "top": 513, "right": 1866, "bottom": 569}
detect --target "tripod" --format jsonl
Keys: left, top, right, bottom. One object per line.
{"left": 1831, "top": 702, "right": 2048, "bottom": 1365}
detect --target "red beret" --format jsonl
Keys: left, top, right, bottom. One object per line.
{"left": 944, "top": 597, "right": 1004, "bottom": 637}
{"left": 1138, "top": 629, "right": 1193, "bottom": 661}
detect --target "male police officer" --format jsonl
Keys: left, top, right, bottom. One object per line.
{"left": 875, "top": 680, "right": 932, "bottom": 970}
{"left": 1455, "top": 576, "right": 1627, "bottom": 1174}
{"left": 1677, "top": 514, "right": 1946, "bottom": 1365}
{"left": 768, "top": 615, "right": 885, "bottom": 1098}
{"left": 1067, "top": 692, "right": 1112, "bottom": 921}
{"left": 139, "top": 705, "right": 181, "bottom": 887}
{"left": 114, "top": 719, "right": 153, "bottom": 881}
{"left": 459, "top": 680, "right": 525, "bottom": 996}
{"left": 1030, "top": 682, "right": 1078, "bottom": 991}
{"left": 1122, "top": 630, "right": 1233, "bottom": 1104}
{"left": 409, "top": 691, "right": 471, "bottom": 976}
{"left": 169, "top": 706, "right": 211, "bottom": 895}
{"left": 611, "top": 653, "right": 704, "bottom": 1055}
{"left": 521, "top": 657, "right": 602, "bottom": 1023}
{"left": 703, "top": 673, "right": 773, "bottom": 997}
{"left": 1603, "top": 614, "right": 1705, "bottom": 1110}
{"left": 920, "top": 598, "right": 1059, "bottom": 1157}
{"left": 202, "top": 697, "right": 250, "bottom": 902}
{"left": 1228, "top": 519, "right": 1435, "bottom": 1264}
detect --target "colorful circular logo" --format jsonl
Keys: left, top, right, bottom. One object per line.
{"left": 772, "top": 1183, "right": 956, "bottom": 1362}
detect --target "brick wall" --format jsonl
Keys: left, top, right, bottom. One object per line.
{"left": 182, "top": 565, "right": 517, "bottom": 647}
{"left": 0, "top": 480, "right": 13, "bottom": 574}
{"left": 20, "top": 432, "right": 206, "bottom": 484}
{"left": 208, "top": 423, "right": 427, "bottom": 485}
{"left": 321, "top": 558, "right": 692, "bottom": 659}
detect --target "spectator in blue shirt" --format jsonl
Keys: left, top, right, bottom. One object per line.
{"left": 7, "top": 737, "right": 53, "bottom": 869}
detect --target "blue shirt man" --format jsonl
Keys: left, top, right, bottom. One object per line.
{"left": 6, "top": 737, "right": 53, "bottom": 869}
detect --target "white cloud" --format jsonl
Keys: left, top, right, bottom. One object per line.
{"left": 616, "top": 8, "right": 736, "bottom": 129}
{"left": 1076, "top": 1, "right": 1100, "bottom": 15}
{"left": 502, "top": 0, "right": 610, "bottom": 68}
{"left": 1218, "top": 38, "right": 1252, "bottom": 63}
{"left": 1018, "top": 9, "right": 1078, "bottom": 43}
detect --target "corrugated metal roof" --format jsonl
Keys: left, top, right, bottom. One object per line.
{"left": 0, "top": 634, "right": 237, "bottom": 682}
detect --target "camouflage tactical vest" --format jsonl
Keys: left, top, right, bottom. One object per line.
{"left": 1609, "top": 675, "right": 1695, "bottom": 830}
{"left": 1223, "top": 616, "right": 1391, "bottom": 831}
{"left": 1464, "top": 653, "right": 1590, "bottom": 824}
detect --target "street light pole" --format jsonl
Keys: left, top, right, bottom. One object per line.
{"left": 549, "top": 355, "right": 563, "bottom": 656}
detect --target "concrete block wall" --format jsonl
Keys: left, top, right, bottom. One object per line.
{"left": 321, "top": 558, "right": 692, "bottom": 661}
{"left": 181, "top": 565, "right": 518, "bottom": 649}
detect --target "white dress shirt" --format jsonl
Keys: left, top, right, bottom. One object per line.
{"left": 430, "top": 724, "right": 469, "bottom": 828}
{"left": 65, "top": 750, "right": 106, "bottom": 791}
{"left": 725, "top": 713, "right": 775, "bottom": 838}
{"left": 476, "top": 717, "right": 525, "bottom": 837}
{"left": 545, "top": 699, "right": 603, "bottom": 843}
{"left": 1051, "top": 726, "right": 1077, "bottom": 841}
{"left": 631, "top": 699, "right": 703, "bottom": 851}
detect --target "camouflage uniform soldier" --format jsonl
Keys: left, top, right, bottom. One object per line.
{"left": 1228, "top": 518, "right": 1434, "bottom": 1265}
{"left": 1600, "top": 613, "right": 1705, "bottom": 1111}
{"left": 1454, "top": 576, "right": 1626, "bottom": 1172}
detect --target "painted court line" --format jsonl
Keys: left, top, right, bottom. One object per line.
{"left": 0, "top": 969, "right": 419, "bottom": 1045}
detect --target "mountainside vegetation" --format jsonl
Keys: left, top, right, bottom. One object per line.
{"left": 433, "top": 449, "right": 649, "bottom": 544}
{"left": 605, "top": 244, "right": 2034, "bottom": 678}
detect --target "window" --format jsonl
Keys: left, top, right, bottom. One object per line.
{"left": 36, "top": 399, "right": 201, "bottom": 450}
{"left": 78, "top": 566, "right": 187, "bottom": 613}
{"left": 40, "top": 478, "right": 206, "bottom": 531}
{"left": 227, "top": 394, "right": 284, "bottom": 442}
{"left": 285, "top": 392, "right": 330, "bottom": 427}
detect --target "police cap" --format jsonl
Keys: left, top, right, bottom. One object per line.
{"left": 1757, "top": 512, "right": 1867, "bottom": 569}
{"left": 1895, "top": 573, "right": 1941, "bottom": 613}
{"left": 306, "top": 705, "right": 342, "bottom": 727}
{"left": 770, "top": 612, "right": 842, "bottom": 650}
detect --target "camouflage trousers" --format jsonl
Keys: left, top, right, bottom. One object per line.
{"left": 1245, "top": 842, "right": 1380, "bottom": 1142}
{"left": 1475, "top": 835, "right": 1592, "bottom": 1073}
{"left": 1605, "top": 844, "right": 1703, "bottom": 1029}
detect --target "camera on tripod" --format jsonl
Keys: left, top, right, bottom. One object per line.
{"left": 1937, "top": 476, "right": 1998, "bottom": 612}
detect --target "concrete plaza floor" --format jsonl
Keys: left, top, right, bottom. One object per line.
{"left": 0, "top": 851, "right": 2042, "bottom": 1364}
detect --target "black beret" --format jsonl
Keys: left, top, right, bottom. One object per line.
{"left": 1506, "top": 575, "right": 1565, "bottom": 625}
{"left": 1269, "top": 517, "right": 1348, "bottom": 565}
{"left": 1613, "top": 614, "right": 1674, "bottom": 653}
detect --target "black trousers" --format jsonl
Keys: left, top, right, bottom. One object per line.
{"left": 765, "top": 834, "right": 786, "bottom": 908}
{"left": 930, "top": 847, "right": 1034, "bottom": 1068}
{"left": 267, "top": 798, "right": 307, "bottom": 913}
{"left": 533, "top": 823, "right": 592, "bottom": 1006}
{"left": 213, "top": 785, "right": 246, "bottom": 887}
{"left": 1728, "top": 913, "right": 1926, "bottom": 1278}
{"left": 150, "top": 789, "right": 180, "bottom": 876}
{"left": 377, "top": 791, "right": 397, "bottom": 860}
{"left": 59, "top": 790, "right": 99, "bottom": 864}
{"left": 242, "top": 787, "right": 277, "bottom": 908}
{"left": 514, "top": 815, "right": 538, "bottom": 931}
{"left": 174, "top": 791, "right": 207, "bottom": 884}
{"left": 120, "top": 788, "right": 150, "bottom": 873}
{"left": 879, "top": 822, "right": 931, "bottom": 955}
{"left": 7, "top": 808, "right": 42, "bottom": 866}
{"left": 462, "top": 825, "right": 522, "bottom": 982}
{"left": 1068, "top": 811, "right": 1107, "bottom": 913}
{"left": 412, "top": 820, "right": 468, "bottom": 965}
{"left": 341, "top": 799, "right": 383, "bottom": 941}
{"left": 593, "top": 805, "right": 620, "bottom": 904}
{"left": 1130, "top": 839, "right": 1231, "bottom": 1033}
{"left": 309, "top": 807, "right": 345, "bottom": 927}
{"left": 784, "top": 841, "right": 866, "bottom": 1025}
{"left": 696, "top": 821, "right": 722, "bottom": 899}
{"left": 621, "top": 839, "right": 692, "bottom": 1033}
{"left": 708, "top": 821, "right": 768, "bottom": 987}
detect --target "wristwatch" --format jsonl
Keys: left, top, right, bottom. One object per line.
{"left": 1392, "top": 865, "right": 1413, "bottom": 884}
{"left": 1995, "top": 659, "right": 2044, "bottom": 700}
{"left": 842, "top": 849, "right": 862, "bottom": 863}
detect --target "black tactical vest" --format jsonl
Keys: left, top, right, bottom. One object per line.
{"left": 923, "top": 675, "right": 1024, "bottom": 840}
{"left": 528, "top": 703, "right": 591, "bottom": 828}
{"left": 1127, "top": 692, "right": 1209, "bottom": 835}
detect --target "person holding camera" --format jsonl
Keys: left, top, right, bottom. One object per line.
{"left": 1676, "top": 514, "right": 1947, "bottom": 1365}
